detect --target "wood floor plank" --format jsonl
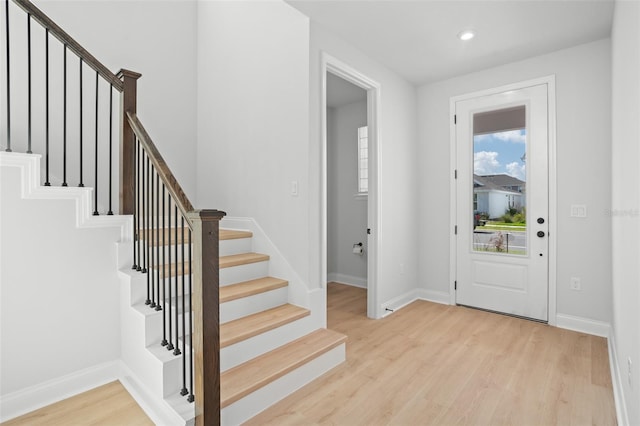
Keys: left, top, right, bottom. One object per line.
{"left": 1, "top": 381, "right": 152, "bottom": 426}
{"left": 247, "top": 282, "right": 617, "bottom": 426}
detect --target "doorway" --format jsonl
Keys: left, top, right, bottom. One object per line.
{"left": 321, "top": 53, "right": 380, "bottom": 319}
{"left": 452, "top": 79, "right": 556, "bottom": 322}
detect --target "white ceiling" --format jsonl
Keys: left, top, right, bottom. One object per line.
{"left": 327, "top": 72, "right": 367, "bottom": 108}
{"left": 286, "top": 0, "right": 615, "bottom": 85}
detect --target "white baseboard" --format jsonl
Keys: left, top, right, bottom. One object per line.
{"left": 416, "top": 289, "right": 450, "bottom": 305}
{"left": 119, "top": 363, "right": 191, "bottom": 426}
{"left": 555, "top": 313, "right": 610, "bottom": 337}
{"left": 0, "top": 360, "right": 121, "bottom": 422}
{"left": 608, "top": 329, "right": 629, "bottom": 426}
{"left": 327, "top": 273, "right": 367, "bottom": 289}
{"left": 380, "top": 289, "right": 418, "bottom": 317}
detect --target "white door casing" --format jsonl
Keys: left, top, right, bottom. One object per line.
{"left": 455, "top": 83, "right": 550, "bottom": 321}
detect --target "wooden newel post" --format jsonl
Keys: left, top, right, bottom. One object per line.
{"left": 187, "top": 209, "right": 226, "bottom": 426}
{"left": 117, "top": 69, "right": 142, "bottom": 215}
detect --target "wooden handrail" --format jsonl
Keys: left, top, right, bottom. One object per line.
{"left": 125, "top": 111, "right": 200, "bottom": 224}
{"left": 11, "top": 0, "right": 123, "bottom": 91}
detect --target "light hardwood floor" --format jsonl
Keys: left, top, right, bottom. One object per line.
{"left": 3, "top": 284, "right": 616, "bottom": 425}
{"left": 2, "top": 381, "right": 152, "bottom": 426}
{"left": 247, "top": 282, "right": 617, "bottom": 426}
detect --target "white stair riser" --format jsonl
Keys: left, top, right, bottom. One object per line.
{"left": 220, "top": 261, "right": 269, "bottom": 286}
{"left": 221, "top": 287, "right": 288, "bottom": 323}
{"left": 221, "top": 315, "right": 314, "bottom": 372}
{"left": 143, "top": 304, "right": 195, "bottom": 346}
{"left": 147, "top": 344, "right": 193, "bottom": 399}
{"left": 219, "top": 237, "right": 253, "bottom": 257}
{"left": 221, "top": 343, "right": 346, "bottom": 425}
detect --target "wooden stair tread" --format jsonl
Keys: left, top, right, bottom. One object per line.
{"left": 220, "top": 252, "right": 269, "bottom": 269}
{"left": 220, "top": 229, "right": 253, "bottom": 240}
{"left": 221, "top": 329, "right": 347, "bottom": 408}
{"left": 140, "top": 228, "right": 251, "bottom": 245}
{"left": 153, "top": 252, "right": 269, "bottom": 276}
{"left": 220, "top": 277, "right": 288, "bottom": 303}
{"left": 220, "top": 304, "right": 309, "bottom": 348}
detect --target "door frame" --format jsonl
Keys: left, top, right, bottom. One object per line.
{"left": 449, "top": 75, "right": 557, "bottom": 326}
{"left": 321, "top": 52, "right": 381, "bottom": 319}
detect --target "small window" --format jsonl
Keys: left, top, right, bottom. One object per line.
{"left": 358, "top": 126, "right": 368, "bottom": 194}
{"left": 473, "top": 193, "right": 478, "bottom": 211}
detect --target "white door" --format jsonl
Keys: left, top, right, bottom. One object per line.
{"left": 455, "top": 84, "right": 549, "bottom": 321}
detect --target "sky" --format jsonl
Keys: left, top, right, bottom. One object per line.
{"left": 473, "top": 129, "right": 526, "bottom": 181}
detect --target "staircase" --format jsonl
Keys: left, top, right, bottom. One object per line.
{"left": 2, "top": 0, "right": 346, "bottom": 423}
{"left": 119, "top": 225, "right": 346, "bottom": 425}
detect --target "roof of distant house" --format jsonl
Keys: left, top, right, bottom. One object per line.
{"left": 474, "top": 174, "right": 523, "bottom": 194}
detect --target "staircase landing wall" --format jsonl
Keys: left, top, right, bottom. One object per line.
{"left": 0, "top": 153, "right": 130, "bottom": 421}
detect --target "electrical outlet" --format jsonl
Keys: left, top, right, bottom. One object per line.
{"left": 399, "top": 263, "right": 405, "bottom": 275}
{"left": 291, "top": 180, "right": 298, "bottom": 197}
{"left": 570, "top": 277, "right": 581, "bottom": 291}
{"left": 628, "top": 357, "right": 633, "bottom": 387}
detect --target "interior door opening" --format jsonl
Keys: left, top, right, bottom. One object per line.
{"left": 326, "top": 71, "right": 368, "bottom": 317}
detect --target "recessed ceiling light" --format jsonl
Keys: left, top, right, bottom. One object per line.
{"left": 458, "top": 30, "right": 475, "bottom": 41}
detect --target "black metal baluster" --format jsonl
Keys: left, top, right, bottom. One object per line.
{"left": 26, "top": 14, "right": 31, "bottom": 153}
{"left": 161, "top": 184, "right": 168, "bottom": 346}
{"left": 155, "top": 173, "right": 161, "bottom": 311}
{"left": 173, "top": 205, "right": 181, "bottom": 356}
{"left": 4, "top": 0, "right": 11, "bottom": 152}
{"left": 180, "top": 219, "right": 187, "bottom": 396}
{"left": 166, "top": 194, "right": 174, "bottom": 351}
{"left": 92, "top": 71, "right": 98, "bottom": 215}
{"left": 132, "top": 138, "right": 139, "bottom": 270}
{"left": 44, "top": 29, "right": 49, "bottom": 185}
{"left": 144, "top": 155, "right": 150, "bottom": 304}
{"left": 78, "top": 58, "right": 84, "bottom": 187}
{"left": 187, "top": 228, "right": 194, "bottom": 403}
{"left": 107, "top": 86, "right": 113, "bottom": 215}
{"left": 149, "top": 168, "right": 155, "bottom": 308}
{"left": 62, "top": 46, "right": 67, "bottom": 186}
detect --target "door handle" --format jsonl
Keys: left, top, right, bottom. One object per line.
{"left": 537, "top": 231, "right": 545, "bottom": 238}
{"left": 537, "top": 217, "right": 545, "bottom": 224}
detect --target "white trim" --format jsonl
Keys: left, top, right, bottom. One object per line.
{"left": 0, "top": 152, "right": 133, "bottom": 242}
{"left": 449, "top": 75, "right": 557, "bottom": 324}
{"left": 321, "top": 52, "right": 381, "bottom": 319}
{"left": 119, "top": 363, "right": 191, "bottom": 426}
{"left": 0, "top": 361, "right": 121, "bottom": 422}
{"left": 381, "top": 290, "right": 418, "bottom": 317}
{"left": 608, "top": 329, "right": 630, "bottom": 426}
{"left": 555, "top": 314, "right": 610, "bottom": 337}
{"left": 327, "top": 273, "right": 367, "bottom": 289}
{"left": 416, "top": 289, "right": 451, "bottom": 305}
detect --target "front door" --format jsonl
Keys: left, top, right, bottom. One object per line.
{"left": 455, "top": 83, "right": 549, "bottom": 321}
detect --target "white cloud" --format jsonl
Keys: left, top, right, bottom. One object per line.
{"left": 493, "top": 130, "right": 526, "bottom": 144}
{"left": 506, "top": 161, "right": 526, "bottom": 180}
{"left": 474, "top": 151, "right": 500, "bottom": 174}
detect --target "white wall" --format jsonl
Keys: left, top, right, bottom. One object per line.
{"left": 309, "top": 22, "right": 419, "bottom": 315}
{"left": 3, "top": 0, "right": 199, "bottom": 202}
{"left": 327, "top": 101, "right": 368, "bottom": 286}
{"left": 196, "top": 1, "right": 311, "bottom": 287}
{"left": 611, "top": 0, "right": 640, "bottom": 423}
{"left": 419, "top": 39, "right": 612, "bottom": 323}
{"left": 0, "top": 165, "right": 122, "bottom": 397}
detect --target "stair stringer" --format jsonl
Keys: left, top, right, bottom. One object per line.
{"left": 116, "top": 241, "right": 195, "bottom": 426}
{"left": 0, "top": 152, "right": 132, "bottom": 241}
